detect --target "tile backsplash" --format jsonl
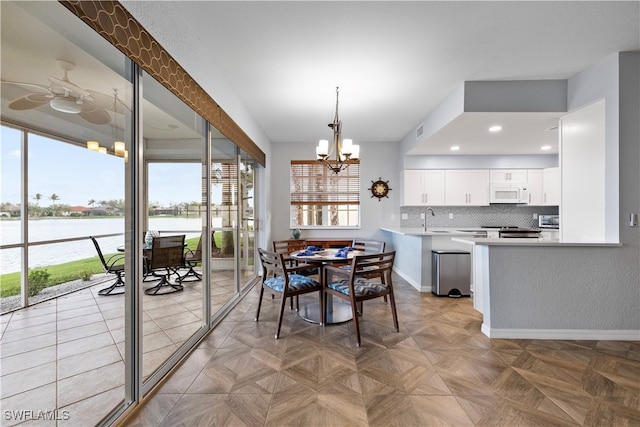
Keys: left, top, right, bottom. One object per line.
{"left": 400, "top": 205, "right": 559, "bottom": 229}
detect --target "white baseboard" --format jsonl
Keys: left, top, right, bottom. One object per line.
{"left": 482, "top": 324, "right": 640, "bottom": 341}
{"left": 392, "top": 267, "right": 430, "bottom": 293}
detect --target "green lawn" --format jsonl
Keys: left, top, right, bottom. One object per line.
{"left": 0, "top": 237, "right": 201, "bottom": 298}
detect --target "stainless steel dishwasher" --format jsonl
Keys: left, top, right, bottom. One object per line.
{"left": 431, "top": 250, "right": 471, "bottom": 297}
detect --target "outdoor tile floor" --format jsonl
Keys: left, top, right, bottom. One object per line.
{"left": 0, "top": 270, "right": 237, "bottom": 426}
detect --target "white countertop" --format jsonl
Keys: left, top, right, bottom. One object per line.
{"left": 380, "top": 226, "right": 482, "bottom": 236}
{"left": 380, "top": 226, "right": 621, "bottom": 247}
{"left": 452, "top": 237, "right": 621, "bottom": 247}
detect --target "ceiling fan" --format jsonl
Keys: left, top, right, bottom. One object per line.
{"left": 2, "top": 59, "right": 116, "bottom": 125}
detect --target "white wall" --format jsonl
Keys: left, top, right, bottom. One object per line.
{"left": 561, "top": 101, "right": 606, "bottom": 242}
{"left": 270, "top": 140, "right": 400, "bottom": 244}
{"left": 566, "top": 53, "right": 621, "bottom": 241}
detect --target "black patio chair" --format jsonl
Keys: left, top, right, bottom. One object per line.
{"left": 178, "top": 234, "right": 202, "bottom": 282}
{"left": 144, "top": 235, "right": 186, "bottom": 295}
{"left": 90, "top": 236, "right": 125, "bottom": 296}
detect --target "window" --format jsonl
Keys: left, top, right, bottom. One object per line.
{"left": 290, "top": 160, "right": 360, "bottom": 228}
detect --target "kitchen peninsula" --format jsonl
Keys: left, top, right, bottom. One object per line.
{"left": 381, "top": 227, "right": 634, "bottom": 341}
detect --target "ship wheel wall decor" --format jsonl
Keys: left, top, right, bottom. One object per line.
{"left": 370, "top": 177, "right": 391, "bottom": 200}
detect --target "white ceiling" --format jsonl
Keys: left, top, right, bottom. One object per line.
{"left": 120, "top": 1, "right": 640, "bottom": 155}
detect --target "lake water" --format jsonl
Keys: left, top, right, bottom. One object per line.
{"left": 0, "top": 217, "right": 202, "bottom": 274}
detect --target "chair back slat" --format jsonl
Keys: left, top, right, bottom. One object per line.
{"left": 273, "top": 239, "right": 307, "bottom": 255}
{"left": 352, "top": 239, "right": 385, "bottom": 254}
{"left": 351, "top": 251, "right": 395, "bottom": 278}
{"left": 150, "top": 235, "right": 185, "bottom": 270}
{"left": 259, "top": 247, "right": 286, "bottom": 278}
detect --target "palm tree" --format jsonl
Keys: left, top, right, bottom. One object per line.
{"left": 88, "top": 199, "right": 96, "bottom": 207}
{"left": 49, "top": 194, "right": 60, "bottom": 205}
{"left": 32, "top": 193, "right": 43, "bottom": 206}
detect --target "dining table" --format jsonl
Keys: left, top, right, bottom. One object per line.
{"left": 290, "top": 247, "right": 365, "bottom": 325}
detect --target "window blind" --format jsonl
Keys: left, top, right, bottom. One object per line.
{"left": 290, "top": 160, "right": 360, "bottom": 205}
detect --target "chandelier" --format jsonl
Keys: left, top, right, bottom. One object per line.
{"left": 316, "top": 87, "right": 359, "bottom": 174}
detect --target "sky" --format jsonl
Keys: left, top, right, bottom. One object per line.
{"left": 1, "top": 126, "right": 203, "bottom": 207}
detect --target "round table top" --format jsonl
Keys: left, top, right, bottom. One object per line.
{"left": 290, "top": 247, "right": 364, "bottom": 262}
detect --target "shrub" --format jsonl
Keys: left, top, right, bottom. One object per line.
{"left": 28, "top": 268, "right": 50, "bottom": 296}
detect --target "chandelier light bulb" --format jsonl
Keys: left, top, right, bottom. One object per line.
{"left": 350, "top": 144, "right": 360, "bottom": 160}
{"left": 113, "top": 141, "right": 125, "bottom": 156}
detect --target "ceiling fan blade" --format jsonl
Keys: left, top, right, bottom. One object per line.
{"left": 1, "top": 80, "right": 51, "bottom": 92}
{"left": 79, "top": 102, "right": 112, "bottom": 124}
{"left": 8, "top": 93, "right": 51, "bottom": 110}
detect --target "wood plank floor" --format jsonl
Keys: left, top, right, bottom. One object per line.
{"left": 123, "top": 274, "right": 640, "bottom": 427}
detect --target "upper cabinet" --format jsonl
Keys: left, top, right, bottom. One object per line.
{"left": 403, "top": 170, "right": 445, "bottom": 205}
{"left": 403, "top": 167, "right": 558, "bottom": 207}
{"left": 445, "top": 170, "right": 490, "bottom": 206}
{"left": 527, "top": 169, "right": 544, "bottom": 205}
{"left": 542, "top": 167, "right": 561, "bottom": 205}
{"left": 489, "top": 169, "right": 528, "bottom": 184}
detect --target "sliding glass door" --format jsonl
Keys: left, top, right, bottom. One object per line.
{"left": 1, "top": 2, "right": 262, "bottom": 425}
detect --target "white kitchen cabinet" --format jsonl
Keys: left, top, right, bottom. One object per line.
{"left": 489, "top": 169, "right": 528, "bottom": 184}
{"left": 543, "top": 167, "right": 561, "bottom": 205}
{"left": 526, "top": 169, "right": 544, "bottom": 205}
{"left": 445, "top": 170, "right": 490, "bottom": 206}
{"left": 403, "top": 169, "right": 445, "bottom": 205}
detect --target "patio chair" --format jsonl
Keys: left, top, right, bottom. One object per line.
{"left": 90, "top": 236, "right": 125, "bottom": 296}
{"left": 324, "top": 251, "right": 398, "bottom": 346}
{"left": 144, "top": 235, "right": 186, "bottom": 295}
{"left": 178, "top": 234, "right": 202, "bottom": 282}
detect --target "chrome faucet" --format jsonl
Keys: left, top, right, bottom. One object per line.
{"left": 422, "top": 207, "right": 435, "bottom": 232}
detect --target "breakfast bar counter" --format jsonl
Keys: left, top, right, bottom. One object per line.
{"left": 450, "top": 236, "right": 629, "bottom": 341}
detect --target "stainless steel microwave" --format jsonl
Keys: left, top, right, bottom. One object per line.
{"left": 539, "top": 214, "right": 560, "bottom": 228}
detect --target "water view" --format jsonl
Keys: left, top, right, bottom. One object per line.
{"left": 0, "top": 217, "right": 202, "bottom": 273}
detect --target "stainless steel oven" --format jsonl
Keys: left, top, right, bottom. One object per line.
{"left": 539, "top": 214, "right": 560, "bottom": 229}
{"left": 498, "top": 228, "right": 541, "bottom": 238}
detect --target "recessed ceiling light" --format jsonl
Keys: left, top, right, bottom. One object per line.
{"left": 540, "top": 145, "right": 552, "bottom": 151}
{"left": 450, "top": 145, "right": 460, "bottom": 151}
{"left": 489, "top": 125, "right": 502, "bottom": 133}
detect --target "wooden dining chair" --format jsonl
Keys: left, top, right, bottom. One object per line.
{"left": 256, "top": 248, "right": 324, "bottom": 339}
{"left": 144, "top": 235, "right": 186, "bottom": 295}
{"left": 272, "top": 239, "right": 318, "bottom": 309}
{"left": 324, "top": 251, "right": 398, "bottom": 346}
{"left": 347, "top": 239, "right": 388, "bottom": 303}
